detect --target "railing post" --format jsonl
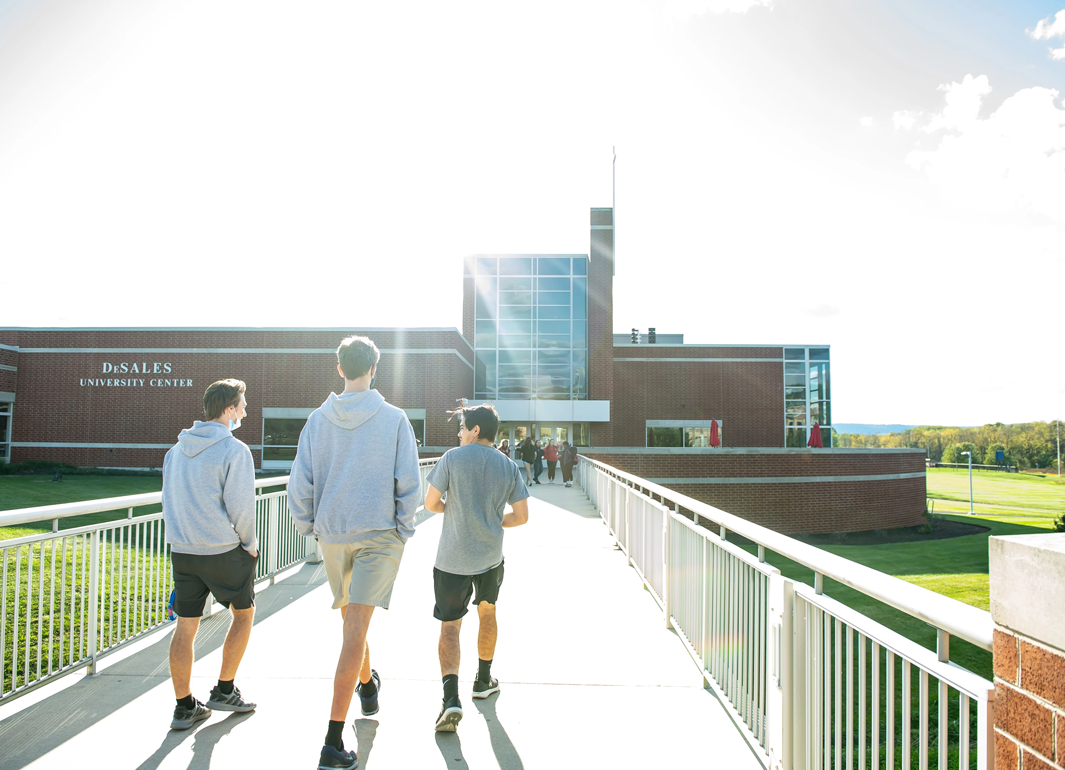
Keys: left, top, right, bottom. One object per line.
{"left": 789, "top": 583, "right": 807, "bottom": 770}
{"left": 267, "top": 496, "right": 279, "bottom": 584}
{"left": 624, "top": 486, "right": 632, "bottom": 567}
{"left": 766, "top": 572, "right": 785, "bottom": 770}
{"left": 86, "top": 529, "right": 99, "bottom": 675}
{"left": 664, "top": 504, "right": 673, "bottom": 629}
{"left": 780, "top": 579, "right": 795, "bottom": 770}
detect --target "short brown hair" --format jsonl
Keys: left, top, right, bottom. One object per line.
{"left": 337, "top": 335, "right": 380, "bottom": 380}
{"left": 447, "top": 403, "right": 500, "bottom": 441}
{"left": 203, "top": 379, "right": 246, "bottom": 420}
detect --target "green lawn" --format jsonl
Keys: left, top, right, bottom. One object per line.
{"left": 0, "top": 476, "right": 163, "bottom": 540}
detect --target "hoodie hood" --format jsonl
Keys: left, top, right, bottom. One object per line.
{"left": 177, "top": 421, "right": 234, "bottom": 457}
{"left": 322, "top": 390, "right": 385, "bottom": 430}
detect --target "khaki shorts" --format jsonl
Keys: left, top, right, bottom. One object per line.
{"left": 321, "top": 530, "right": 405, "bottom": 610}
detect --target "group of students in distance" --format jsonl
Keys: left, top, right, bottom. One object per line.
{"left": 160, "top": 335, "right": 540, "bottom": 770}
{"left": 500, "top": 433, "right": 580, "bottom": 488}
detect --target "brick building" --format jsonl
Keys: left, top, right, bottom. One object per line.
{"left": 0, "top": 206, "right": 925, "bottom": 534}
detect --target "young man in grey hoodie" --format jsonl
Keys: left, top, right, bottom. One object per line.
{"left": 162, "top": 378, "right": 259, "bottom": 731}
{"left": 288, "top": 335, "right": 422, "bottom": 770}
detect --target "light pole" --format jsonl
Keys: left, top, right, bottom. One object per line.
{"left": 960, "top": 450, "right": 973, "bottom": 515}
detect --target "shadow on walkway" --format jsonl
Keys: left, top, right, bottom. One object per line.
{"left": 474, "top": 695, "right": 524, "bottom": 769}
{"left": 0, "top": 562, "right": 327, "bottom": 770}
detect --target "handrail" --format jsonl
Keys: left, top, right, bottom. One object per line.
{"left": 579, "top": 455, "right": 994, "bottom": 651}
{"left": 0, "top": 458, "right": 439, "bottom": 529}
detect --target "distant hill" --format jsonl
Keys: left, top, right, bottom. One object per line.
{"left": 834, "top": 424, "right": 917, "bottom": 435}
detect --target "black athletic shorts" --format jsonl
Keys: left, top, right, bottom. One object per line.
{"left": 171, "top": 545, "right": 257, "bottom": 618}
{"left": 433, "top": 560, "right": 505, "bottom": 622}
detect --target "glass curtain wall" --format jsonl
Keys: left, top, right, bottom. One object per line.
{"left": 784, "top": 347, "right": 831, "bottom": 447}
{"left": 474, "top": 256, "right": 588, "bottom": 400}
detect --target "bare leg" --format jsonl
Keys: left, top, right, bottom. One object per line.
{"left": 331, "top": 603, "right": 375, "bottom": 721}
{"left": 439, "top": 618, "right": 462, "bottom": 677}
{"left": 218, "top": 606, "right": 254, "bottom": 681}
{"left": 477, "top": 603, "right": 497, "bottom": 661}
{"left": 340, "top": 604, "right": 373, "bottom": 684}
{"left": 169, "top": 616, "right": 201, "bottom": 699}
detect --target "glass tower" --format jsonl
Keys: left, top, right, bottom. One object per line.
{"left": 473, "top": 255, "right": 589, "bottom": 401}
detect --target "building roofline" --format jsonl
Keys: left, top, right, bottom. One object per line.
{"left": 0, "top": 326, "right": 466, "bottom": 333}
{"left": 612, "top": 343, "right": 830, "bottom": 349}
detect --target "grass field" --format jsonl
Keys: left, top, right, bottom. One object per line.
{"left": 0, "top": 476, "right": 164, "bottom": 540}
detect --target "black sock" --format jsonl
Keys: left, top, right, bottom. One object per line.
{"left": 478, "top": 659, "right": 493, "bottom": 683}
{"left": 217, "top": 678, "right": 234, "bottom": 695}
{"left": 325, "top": 720, "right": 345, "bottom": 752}
{"left": 177, "top": 694, "right": 195, "bottom": 710}
{"left": 358, "top": 675, "right": 377, "bottom": 699}
{"left": 442, "top": 674, "right": 459, "bottom": 702}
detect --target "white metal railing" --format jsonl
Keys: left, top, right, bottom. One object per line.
{"left": 576, "top": 457, "right": 995, "bottom": 770}
{"left": 0, "top": 457, "right": 440, "bottom": 704}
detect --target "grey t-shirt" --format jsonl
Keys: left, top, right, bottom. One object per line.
{"left": 427, "top": 442, "right": 530, "bottom": 575}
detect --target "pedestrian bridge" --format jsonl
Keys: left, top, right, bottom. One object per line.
{"left": 0, "top": 458, "right": 997, "bottom": 769}
{"left": 0, "top": 474, "right": 760, "bottom": 769}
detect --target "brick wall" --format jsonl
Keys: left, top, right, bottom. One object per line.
{"left": 5, "top": 328, "right": 472, "bottom": 468}
{"left": 589, "top": 210, "right": 614, "bottom": 446}
{"left": 582, "top": 450, "right": 926, "bottom": 534}
{"left": 0, "top": 346, "right": 16, "bottom": 393}
{"left": 612, "top": 354, "right": 785, "bottom": 447}
{"left": 993, "top": 630, "right": 1065, "bottom": 769}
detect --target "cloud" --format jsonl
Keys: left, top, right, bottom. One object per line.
{"left": 893, "top": 111, "right": 919, "bottom": 130}
{"left": 1029, "top": 9, "right": 1065, "bottom": 60}
{"left": 923, "top": 74, "right": 991, "bottom": 133}
{"left": 859, "top": 116, "right": 873, "bottom": 127}
{"left": 663, "top": 0, "right": 773, "bottom": 20}
{"left": 903, "top": 76, "right": 1065, "bottom": 223}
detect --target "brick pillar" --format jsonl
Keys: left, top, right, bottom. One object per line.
{"left": 990, "top": 534, "right": 1065, "bottom": 770}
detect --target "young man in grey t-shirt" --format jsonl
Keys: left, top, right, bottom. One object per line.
{"left": 423, "top": 404, "right": 530, "bottom": 732}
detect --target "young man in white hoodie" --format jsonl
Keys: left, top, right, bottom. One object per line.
{"left": 288, "top": 335, "right": 422, "bottom": 770}
{"left": 162, "top": 378, "right": 259, "bottom": 730}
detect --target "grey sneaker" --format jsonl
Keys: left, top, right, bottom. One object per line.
{"left": 171, "top": 698, "right": 212, "bottom": 730}
{"left": 206, "top": 685, "right": 256, "bottom": 712}
{"left": 472, "top": 677, "right": 499, "bottom": 699}
{"left": 435, "top": 696, "right": 463, "bottom": 731}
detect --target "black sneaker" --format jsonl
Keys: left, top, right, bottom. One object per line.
{"left": 472, "top": 677, "right": 499, "bottom": 699}
{"left": 170, "top": 698, "right": 212, "bottom": 730}
{"left": 318, "top": 744, "right": 358, "bottom": 770}
{"left": 206, "top": 685, "right": 256, "bottom": 712}
{"left": 356, "top": 669, "right": 380, "bottom": 716}
{"left": 434, "top": 695, "right": 463, "bottom": 731}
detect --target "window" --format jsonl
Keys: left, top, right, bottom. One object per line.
{"left": 263, "top": 418, "right": 307, "bottom": 461}
{"left": 403, "top": 409, "right": 426, "bottom": 447}
{"left": 0, "top": 403, "right": 11, "bottom": 463}
{"left": 647, "top": 427, "right": 684, "bottom": 447}
{"left": 471, "top": 254, "right": 588, "bottom": 401}
{"left": 782, "top": 348, "right": 832, "bottom": 447}
{"left": 572, "top": 422, "right": 590, "bottom": 447}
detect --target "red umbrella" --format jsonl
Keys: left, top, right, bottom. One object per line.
{"left": 807, "top": 422, "right": 823, "bottom": 448}
{"left": 709, "top": 419, "right": 721, "bottom": 448}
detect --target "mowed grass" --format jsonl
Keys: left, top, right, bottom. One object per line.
{"left": 0, "top": 475, "right": 163, "bottom": 540}
{"left": 748, "top": 468, "right": 1063, "bottom": 682}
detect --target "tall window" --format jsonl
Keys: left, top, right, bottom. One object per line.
{"left": 474, "top": 255, "right": 588, "bottom": 401}
{"left": 784, "top": 347, "right": 831, "bottom": 447}
{"left": 263, "top": 418, "right": 306, "bottom": 462}
{"left": 0, "top": 403, "right": 10, "bottom": 463}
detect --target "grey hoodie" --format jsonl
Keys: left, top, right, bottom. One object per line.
{"left": 288, "top": 390, "right": 421, "bottom": 544}
{"left": 162, "top": 421, "right": 258, "bottom": 556}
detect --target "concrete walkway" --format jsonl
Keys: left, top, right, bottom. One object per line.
{"left": 0, "top": 482, "right": 763, "bottom": 769}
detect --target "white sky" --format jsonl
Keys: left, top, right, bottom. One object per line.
{"left": 1, "top": 0, "right": 1063, "bottom": 427}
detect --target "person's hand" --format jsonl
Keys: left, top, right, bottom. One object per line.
{"left": 247, "top": 548, "right": 259, "bottom": 559}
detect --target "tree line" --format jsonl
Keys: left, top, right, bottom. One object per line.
{"left": 833, "top": 421, "right": 1064, "bottom": 470}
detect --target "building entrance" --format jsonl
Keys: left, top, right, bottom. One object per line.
{"left": 499, "top": 423, "right": 572, "bottom": 455}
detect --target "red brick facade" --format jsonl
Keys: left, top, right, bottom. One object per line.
{"left": 583, "top": 450, "right": 926, "bottom": 534}
{"left": 994, "top": 628, "right": 1065, "bottom": 769}
{"left": 5, "top": 328, "right": 473, "bottom": 469}
{"left": 611, "top": 353, "right": 785, "bottom": 447}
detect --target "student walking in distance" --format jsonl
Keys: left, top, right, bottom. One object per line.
{"left": 423, "top": 404, "right": 530, "bottom": 732}
{"left": 162, "top": 379, "right": 259, "bottom": 730}
{"left": 519, "top": 437, "right": 536, "bottom": 485}
{"left": 532, "top": 440, "right": 544, "bottom": 485}
{"left": 288, "top": 336, "right": 422, "bottom": 770}
{"left": 544, "top": 439, "right": 559, "bottom": 484}
{"left": 561, "top": 440, "right": 578, "bottom": 487}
